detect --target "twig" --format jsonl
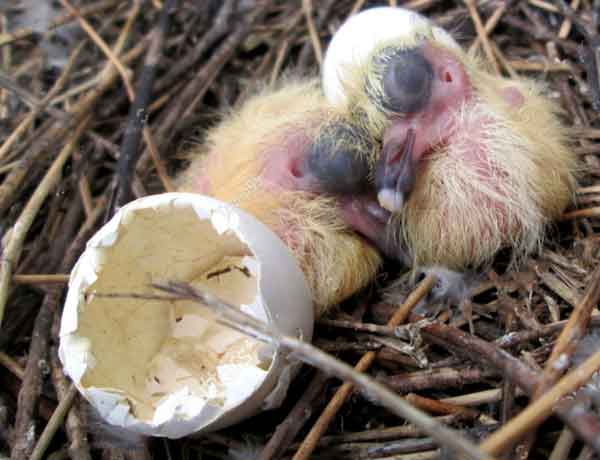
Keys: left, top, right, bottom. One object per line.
{"left": 0, "top": 116, "right": 90, "bottom": 327}
{"left": 0, "top": 350, "right": 25, "bottom": 379}
{"left": 441, "top": 389, "right": 503, "bottom": 406}
{"left": 154, "top": 0, "right": 236, "bottom": 92}
{"left": 577, "top": 446, "right": 595, "bottom": 460}
{"left": 110, "top": 0, "right": 177, "bottom": 211}
{"left": 480, "top": 349, "right": 600, "bottom": 455}
{"left": 558, "top": 0, "right": 580, "bottom": 39}
{"left": 468, "top": 2, "right": 508, "bottom": 53}
{"left": 269, "top": 11, "right": 304, "bottom": 84}
{"left": 420, "top": 320, "right": 600, "bottom": 454}
{"left": 535, "top": 265, "right": 600, "bottom": 399}
{"left": 555, "top": 0, "right": 600, "bottom": 110}
{"left": 49, "top": 344, "right": 92, "bottom": 460}
{"left": 384, "top": 366, "right": 496, "bottom": 393}
{"left": 317, "top": 318, "right": 400, "bottom": 337}
{"left": 495, "top": 315, "right": 600, "bottom": 348}
{"left": 349, "top": 0, "right": 368, "bottom": 16}
{"left": 463, "top": 0, "right": 501, "bottom": 75}
{"left": 0, "top": 0, "right": 124, "bottom": 47}
{"left": 294, "top": 414, "right": 462, "bottom": 448}
{"left": 0, "top": 13, "right": 10, "bottom": 120}
{"left": 404, "top": 393, "right": 478, "bottom": 416}
{"left": 257, "top": 371, "right": 329, "bottom": 460}
{"left": 500, "top": 380, "right": 515, "bottom": 424}
{"left": 149, "top": 281, "right": 495, "bottom": 460}
{"left": 10, "top": 196, "right": 106, "bottom": 460}
{"left": 12, "top": 274, "right": 70, "bottom": 285}
{"left": 0, "top": 40, "right": 84, "bottom": 161}
{"left": 317, "top": 437, "right": 438, "bottom": 458}
{"left": 0, "top": 36, "right": 147, "bottom": 217}
{"left": 0, "top": 71, "right": 70, "bottom": 120}
{"left": 529, "top": 0, "right": 560, "bottom": 12}
{"left": 302, "top": 0, "right": 323, "bottom": 66}
{"left": 562, "top": 207, "right": 600, "bottom": 220}
{"left": 537, "top": 270, "right": 581, "bottom": 307}
{"left": 138, "top": 2, "right": 267, "bottom": 175}
{"left": 420, "top": 321, "right": 539, "bottom": 394}
{"left": 293, "top": 275, "right": 437, "bottom": 460}
{"left": 7, "top": 117, "right": 89, "bottom": 459}
{"left": 549, "top": 428, "right": 576, "bottom": 460}
{"left": 554, "top": 392, "right": 600, "bottom": 454}
{"left": 30, "top": 385, "right": 78, "bottom": 460}
{"left": 58, "top": 0, "right": 134, "bottom": 100}
{"left": 296, "top": 0, "right": 336, "bottom": 69}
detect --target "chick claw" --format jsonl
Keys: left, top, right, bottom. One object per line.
{"left": 376, "top": 127, "right": 417, "bottom": 213}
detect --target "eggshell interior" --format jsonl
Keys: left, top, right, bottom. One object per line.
{"left": 59, "top": 193, "right": 313, "bottom": 438}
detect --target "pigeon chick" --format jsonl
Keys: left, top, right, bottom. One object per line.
{"left": 179, "top": 6, "right": 577, "bottom": 315}
{"left": 177, "top": 79, "right": 382, "bottom": 316}
{"left": 321, "top": 7, "right": 577, "bottom": 271}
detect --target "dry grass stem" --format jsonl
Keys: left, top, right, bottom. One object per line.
{"left": 0, "top": 117, "right": 90, "bottom": 326}
{"left": 464, "top": 0, "right": 501, "bottom": 75}
{"left": 2, "top": 2, "right": 600, "bottom": 458}
{"left": 149, "top": 281, "right": 495, "bottom": 460}
{"left": 293, "top": 275, "right": 437, "bottom": 460}
{"left": 30, "top": 385, "right": 78, "bottom": 460}
{"left": 481, "top": 349, "right": 600, "bottom": 455}
{"left": 12, "top": 274, "right": 70, "bottom": 285}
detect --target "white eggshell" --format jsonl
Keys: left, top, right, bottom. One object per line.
{"left": 322, "top": 6, "right": 460, "bottom": 106}
{"left": 59, "top": 193, "right": 313, "bottom": 438}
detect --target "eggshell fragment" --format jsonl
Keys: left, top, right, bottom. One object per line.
{"left": 59, "top": 193, "right": 313, "bottom": 438}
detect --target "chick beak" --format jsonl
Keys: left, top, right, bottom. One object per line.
{"left": 376, "top": 128, "right": 417, "bottom": 213}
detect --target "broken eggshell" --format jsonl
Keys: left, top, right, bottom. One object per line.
{"left": 59, "top": 193, "right": 313, "bottom": 438}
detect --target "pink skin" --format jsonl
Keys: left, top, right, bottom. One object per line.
{"left": 377, "top": 44, "right": 473, "bottom": 213}
{"left": 345, "top": 44, "right": 477, "bottom": 254}
{"left": 336, "top": 194, "right": 402, "bottom": 258}
{"left": 257, "top": 44, "right": 476, "bottom": 256}
{"left": 260, "top": 131, "right": 317, "bottom": 191}
{"left": 259, "top": 132, "right": 399, "bottom": 256}
{"left": 258, "top": 131, "right": 395, "bottom": 253}
{"left": 192, "top": 173, "right": 212, "bottom": 194}
{"left": 248, "top": 43, "right": 524, "bottom": 259}
{"left": 379, "top": 44, "right": 526, "bottom": 214}
{"left": 384, "top": 45, "right": 470, "bottom": 162}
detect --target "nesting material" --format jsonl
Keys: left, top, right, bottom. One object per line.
{"left": 59, "top": 193, "right": 313, "bottom": 438}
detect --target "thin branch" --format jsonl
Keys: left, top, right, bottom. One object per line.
{"left": 302, "top": 0, "right": 323, "bottom": 66}
{"left": 58, "top": 0, "right": 135, "bottom": 100}
{"left": 12, "top": 274, "right": 70, "bottom": 285}
{"left": 293, "top": 275, "right": 437, "bottom": 460}
{"left": 481, "top": 349, "right": 600, "bottom": 455}
{"left": 536, "top": 265, "right": 600, "bottom": 393}
{"left": 0, "top": 71, "right": 70, "bottom": 120}
{"left": 30, "top": 385, "right": 78, "bottom": 460}
{"left": 0, "top": 117, "right": 90, "bottom": 327}
{"left": 0, "top": 0, "right": 124, "bottom": 47}
{"left": 149, "top": 281, "right": 496, "bottom": 460}
{"left": 110, "top": 0, "right": 177, "bottom": 211}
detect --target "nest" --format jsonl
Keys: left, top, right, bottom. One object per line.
{"left": 1, "top": 0, "right": 600, "bottom": 459}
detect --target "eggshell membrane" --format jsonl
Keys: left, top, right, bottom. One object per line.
{"left": 322, "top": 6, "right": 460, "bottom": 106}
{"left": 59, "top": 193, "right": 313, "bottom": 438}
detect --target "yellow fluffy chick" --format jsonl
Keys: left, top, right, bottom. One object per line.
{"left": 177, "top": 80, "right": 382, "bottom": 316}
{"left": 322, "top": 7, "right": 577, "bottom": 270}
{"left": 179, "top": 7, "right": 577, "bottom": 314}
